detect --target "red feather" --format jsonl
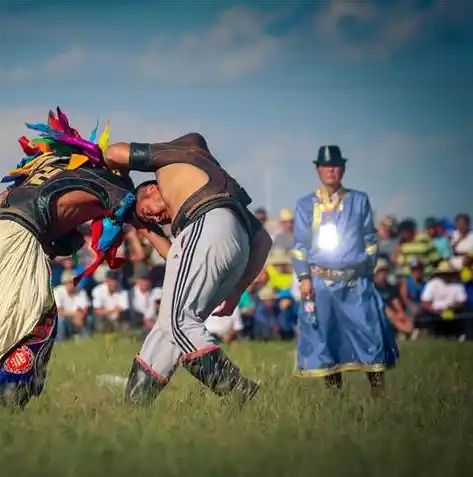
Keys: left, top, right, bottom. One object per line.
{"left": 47, "top": 110, "right": 63, "bottom": 132}
{"left": 18, "top": 136, "right": 39, "bottom": 156}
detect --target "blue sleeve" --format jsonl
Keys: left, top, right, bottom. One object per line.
{"left": 362, "top": 195, "right": 378, "bottom": 271}
{"left": 291, "top": 198, "right": 312, "bottom": 280}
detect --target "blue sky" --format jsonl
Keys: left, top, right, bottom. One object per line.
{"left": 0, "top": 0, "right": 472, "bottom": 222}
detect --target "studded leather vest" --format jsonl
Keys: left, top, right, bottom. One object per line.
{"left": 0, "top": 155, "right": 134, "bottom": 245}
{"left": 147, "top": 133, "right": 256, "bottom": 237}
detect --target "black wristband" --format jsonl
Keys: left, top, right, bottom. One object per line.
{"left": 129, "top": 142, "right": 153, "bottom": 172}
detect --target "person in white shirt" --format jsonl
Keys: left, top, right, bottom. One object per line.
{"left": 53, "top": 270, "right": 90, "bottom": 341}
{"left": 205, "top": 305, "right": 244, "bottom": 343}
{"left": 421, "top": 261, "right": 467, "bottom": 323}
{"left": 91, "top": 270, "right": 128, "bottom": 333}
{"left": 451, "top": 214, "right": 473, "bottom": 269}
{"left": 126, "top": 271, "right": 163, "bottom": 333}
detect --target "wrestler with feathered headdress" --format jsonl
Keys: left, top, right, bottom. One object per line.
{"left": 0, "top": 107, "right": 170, "bottom": 409}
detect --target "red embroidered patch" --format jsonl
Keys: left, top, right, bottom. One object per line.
{"left": 3, "top": 346, "right": 34, "bottom": 374}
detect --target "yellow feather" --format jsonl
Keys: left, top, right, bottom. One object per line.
{"left": 66, "top": 154, "right": 89, "bottom": 170}
{"left": 98, "top": 121, "right": 111, "bottom": 152}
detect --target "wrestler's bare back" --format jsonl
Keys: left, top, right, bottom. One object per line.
{"left": 156, "top": 163, "right": 210, "bottom": 220}
{"left": 50, "top": 190, "right": 105, "bottom": 239}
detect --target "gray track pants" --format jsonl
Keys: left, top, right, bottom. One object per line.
{"left": 138, "top": 208, "right": 250, "bottom": 379}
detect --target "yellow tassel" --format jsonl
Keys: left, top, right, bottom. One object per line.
{"left": 98, "top": 121, "right": 111, "bottom": 152}
{"left": 66, "top": 154, "right": 89, "bottom": 170}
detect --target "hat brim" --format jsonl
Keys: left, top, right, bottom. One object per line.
{"left": 313, "top": 158, "right": 347, "bottom": 166}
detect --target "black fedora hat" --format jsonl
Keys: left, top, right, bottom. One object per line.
{"left": 313, "top": 145, "right": 347, "bottom": 166}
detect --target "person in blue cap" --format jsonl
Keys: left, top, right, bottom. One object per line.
{"left": 291, "top": 145, "right": 399, "bottom": 396}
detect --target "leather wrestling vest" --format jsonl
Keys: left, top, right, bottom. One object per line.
{"left": 0, "top": 155, "right": 134, "bottom": 243}
{"left": 149, "top": 133, "right": 254, "bottom": 237}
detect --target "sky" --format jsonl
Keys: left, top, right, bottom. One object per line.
{"left": 0, "top": 0, "right": 472, "bottom": 222}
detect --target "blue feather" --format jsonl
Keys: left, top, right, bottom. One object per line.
{"left": 89, "top": 119, "right": 99, "bottom": 143}
{"left": 25, "top": 122, "right": 56, "bottom": 137}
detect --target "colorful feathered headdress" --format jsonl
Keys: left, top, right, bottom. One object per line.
{"left": 1, "top": 106, "right": 111, "bottom": 185}
{"left": 1, "top": 107, "right": 137, "bottom": 284}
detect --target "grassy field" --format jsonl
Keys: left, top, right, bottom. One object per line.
{"left": 1, "top": 338, "right": 473, "bottom": 477}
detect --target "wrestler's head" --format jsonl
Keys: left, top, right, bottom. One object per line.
{"left": 135, "top": 180, "right": 171, "bottom": 224}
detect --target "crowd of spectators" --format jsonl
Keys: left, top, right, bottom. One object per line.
{"left": 51, "top": 208, "right": 473, "bottom": 344}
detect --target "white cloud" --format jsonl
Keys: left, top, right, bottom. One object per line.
{"left": 0, "top": 46, "right": 86, "bottom": 84}
{"left": 138, "top": 6, "right": 287, "bottom": 85}
{"left": 314, "top": 0, "right": 473, "bottom": 61}
{"left": 0, "top": 6, "right": 289, "bottom": 87}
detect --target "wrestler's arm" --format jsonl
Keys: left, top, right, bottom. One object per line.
{"left": 137, "top": 229, "right": 171, "bottom": 260}
{"left": 104, "top": 133, "right": 207, "bottom": 172}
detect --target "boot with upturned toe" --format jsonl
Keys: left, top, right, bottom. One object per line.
{"left": 181, "top": 348, "right": 260, "bottom": 406}
{"left": 124, "top": 358, "right": 167, "bottom": 406}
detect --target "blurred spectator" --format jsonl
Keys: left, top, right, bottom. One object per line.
{"left": 460, "top": 252, "right": 473, "bottom": 283}
{"left": 91, "top": 270, "right": 128, "bottom": 333}
{"left": 451, "top": 214, "right": 473, "bottom": 270}
{"left": 461, "top": 255, "right": 473, "bottom": 312}
{"left": 373, "top": 259, "right": 413, "bottom": 334}
{"left": 205, "top": 306, "right": 244, "bottom": 343}
{"left": 421, "top": 261, "right": 467, "bottom": 318}
{"left": 425, "top": 217, "right": 454, "bottom": 260}
{"left": 265, "top": 249, "right": 293, "bottom": 293}
{"left": 394, "top": 219, "right": 441, "bottom": 277}
{"left": 53, "top": 270, "right": 90, "bottom": 342}
{"left": 399, "top": 259, "right": 426, "bottom": 318}
{"left": 377, "top": 216, "right": 397, "bottom": 262}
{"left": 272, "top": 208, "right": 294, "bottom": 253}
{"left": 124, "top": 270, "right": 163, "bottom": 334}
{"left": 254, "top": 207, "right": 268, "bottom": 226}
{"left": 277, "top": 290, "right": 298, "bottom": 340}
{"left": 252, "top": 286, "right": 281, "bottom": 341}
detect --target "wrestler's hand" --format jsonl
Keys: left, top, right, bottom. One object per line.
{"left": 299, "top": 278, "right": 313, "bottom": 301}
{"left": 213, "top": 295, "right": 240, "bottom": 317}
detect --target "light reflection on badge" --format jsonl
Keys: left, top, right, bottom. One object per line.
{"left": 317, "top": 222, "right": 339, "bottom": 251}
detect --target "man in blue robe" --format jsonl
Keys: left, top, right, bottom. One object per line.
{"left": 291, "top": 145, "right": 399, "bottom": 396}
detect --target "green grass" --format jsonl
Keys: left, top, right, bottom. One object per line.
{"left": 1, "top": 338, "right": 473, "bottom": 477}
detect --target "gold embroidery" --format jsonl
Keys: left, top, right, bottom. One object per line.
{"left": 291, "top": 249, "right": 306, "bottom": 260}
{"left": 293, "top": 362, "right": 390, "bottom": 378}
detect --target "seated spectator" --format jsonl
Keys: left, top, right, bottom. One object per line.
{"left": 272, "top": 208, "right": 294, "bottom": 253}
{"left": 394, "top": 219, "right": 441, "bottom": 277}
{"left": 399, "top": 259, "right": 426, "bottom": 318}
{"left": 419, "top": 261, "right": 468, "bottom": 339}
{"left": 53, "top": 270, "right": 90, "bottom": 342}
{"left": 205, "top": 305, "right": 244, "bottom": 344}
{"left": 277, "top": 290, "right": 298, "bottom": 340}
{"left": 460, "top": 252, "right": 473, "bottom": 283}
{"left": 252, "top": 286, "right": 281, "bottom": 341}
{"left": 421, "top": 261, "right": 467, "bottom": 318}
{"left": 451, "top": 213, "right": 473, "bottom": 270}
{"left": 425, "top": 217, "right": 454, "bottom": 260}
{"left": 265, "top": 249, "right": 293, "bottom": 293}
{"left": 377, "top": 216, "right": 397, "bottom": 262}
{"left": 374, "top": 259, "right": 413, "bottom": 334}
{"left": 123, "top": 271, "right": 162, "bottom": 335}
{"left": 91, "top": 270, "right": 128, "bottom": 334}
{"left": 238, "top": 288, "right": 256, "bottom": 339}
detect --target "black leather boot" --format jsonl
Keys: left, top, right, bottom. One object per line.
{"left": 181, "top": 348, "right": 260, "bottom": 406}
{"left": 124, "top": 358, "right": 167, "bottom": 406}
{"left": 0, "top": 381, "right": 32, "bottom": 411}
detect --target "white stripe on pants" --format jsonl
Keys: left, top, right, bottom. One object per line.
{"left": 138, "top": 208, "right": 250, "bottom": 379}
